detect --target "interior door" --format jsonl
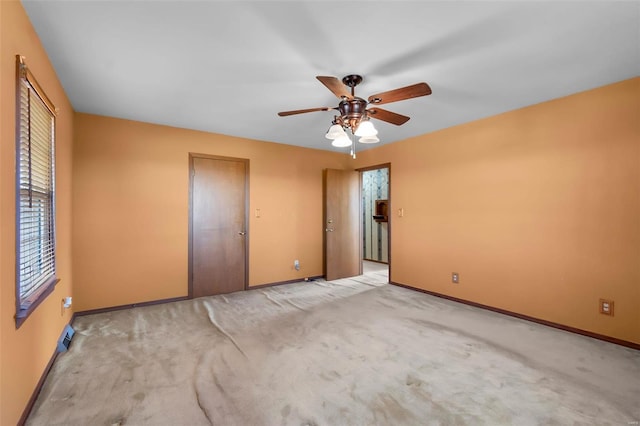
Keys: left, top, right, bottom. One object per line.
{"left": 324, "top": 169, "right": 361, "bottom": 281}
{"left": 190, "top": 154, "right": 248, "bottom": 297}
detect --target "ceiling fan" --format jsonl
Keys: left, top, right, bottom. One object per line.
{"left": 278, "top": 75, "right": 432, "bottom": 145}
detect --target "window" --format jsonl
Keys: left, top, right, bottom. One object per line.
{"left": 15, "top": 55, "right": 58, "bottom": 327}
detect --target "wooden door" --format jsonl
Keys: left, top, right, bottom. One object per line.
{"left": 190, "top": 154, "right": 248, "bottom": 297}
{"left": 324, "top": 169, "right": 361, "bottom": 281}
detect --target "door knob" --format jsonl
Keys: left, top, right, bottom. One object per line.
{"left": 239, "top": 231, "right": 246, "bottom": 235}
{"left": 325, "top": 228, "right": 334, "bottom": 232}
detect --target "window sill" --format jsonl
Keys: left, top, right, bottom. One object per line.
{"left": 15, "top": 277, "right": 60, "bottom": 329}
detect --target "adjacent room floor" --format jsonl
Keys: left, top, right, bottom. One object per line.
{"left": 27, "top": 268, "right": 639, "bottom": 425}
{"left": 362, "top": 260, "right": 388, "bottom": 275}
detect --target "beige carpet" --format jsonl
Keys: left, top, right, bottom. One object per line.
{"left": 28, "top": 270, "right": 639, "bottom": 425}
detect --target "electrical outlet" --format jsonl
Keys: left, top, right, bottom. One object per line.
{"left": 599, "top": 299, "right": 614, "bottom": 316}
{"left": 452, "top": 272, "right": 459, "bottom": 284}
{"left": 294, "top": 259, "right": 300, "bottom": 271}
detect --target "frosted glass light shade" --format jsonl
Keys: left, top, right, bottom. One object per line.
{"left": 359, "top": 135, "right": 380, "bottom": 144}
{"left": 331, "top": 135, "right": 352, "bottom": 147}
{"left": 354, "top": 120, "right": 378, "bottom": 137}
{"left": 325, "top": 124, "right": 346, "bottom": 140}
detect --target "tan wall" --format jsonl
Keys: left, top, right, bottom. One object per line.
{"left": 0, "top": 1, "right": 75, "bottom": 424}
{"left": 72, "top": 114, "right": 348, "bottom": 312}
{"left": 354, "top": 78, "right": 640, "bottom": 344}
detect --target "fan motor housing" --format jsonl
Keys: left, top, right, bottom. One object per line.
{"left": 338, "top": 97, "right": 367, "bottom": 120}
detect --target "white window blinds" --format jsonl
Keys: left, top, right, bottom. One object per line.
{"left": 16, "top": 57, "right": 57, "bottom": 317}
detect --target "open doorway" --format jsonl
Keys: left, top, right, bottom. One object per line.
{"left": 360, "top": 165, "right": 390, "bottom": 280}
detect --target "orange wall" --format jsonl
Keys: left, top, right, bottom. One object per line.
{"left": 354, "top": 78, "right": 640, "bottom": 344}
{"left": 0, "top": 1, "right": 75, "bottom": 424}
{"left": 72, "top": 114, "right": 349, "bottom": 311}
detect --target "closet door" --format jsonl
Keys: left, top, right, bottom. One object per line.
{"left": 190, "top": 154, "right": 248, "bottom": 297}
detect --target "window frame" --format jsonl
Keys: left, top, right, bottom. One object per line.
{"left": 15, "top": 55, "right": 59, "bottom": 328}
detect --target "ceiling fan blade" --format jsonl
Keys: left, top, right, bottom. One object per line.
{"left": 368, "top": 82, "right": 432, "bottom": 105}
{"left": 278, "top": 107, "right": 335, "bottom": 116}
{"left": 367, "top": 108, "right": 410, "bottom": 125}
{"left": 316, "top": 76, "right": 353, "bottom": 100}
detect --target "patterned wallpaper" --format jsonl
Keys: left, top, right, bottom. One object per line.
{"left": 362, "top": 168, "right": 389, "bottom": 263}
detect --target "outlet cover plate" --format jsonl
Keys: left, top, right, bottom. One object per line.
{"left": 599, "top": 299, "right": 614, "bottom": 316}
{"left": 452, "top": 272, "right": 459, "bottom": 284}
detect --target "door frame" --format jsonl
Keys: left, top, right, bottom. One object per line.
{"left": 356, "top": 163, "right": 391, "bottom": 280}
{"left": 188, "top": 153, "right": 250, "bottom": 298}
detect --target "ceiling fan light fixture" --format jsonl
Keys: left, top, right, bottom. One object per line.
{"left": 359, "top": 135, "right": 380, "bottom": 144}
{"left": 278, "top": 75, "right": 431, "bottom": 156}
{"left": 331, "top": 135, "right": 352, "bottom": 147}
{"left": 354, "top": 120, "right": 378, "bottom": 137}
{"left": 325, "top": 123, "right": 346, "bottom": 140}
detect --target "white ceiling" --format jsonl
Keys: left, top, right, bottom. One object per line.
{"left": 22, "top": 1, "right": 640, "bottom": 153}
